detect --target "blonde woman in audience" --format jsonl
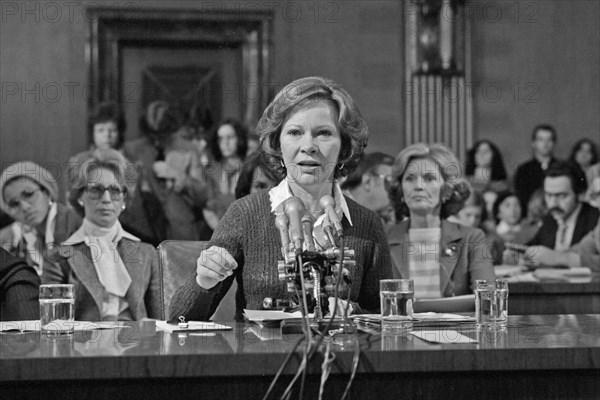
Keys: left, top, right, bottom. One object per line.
{"left": 169, "top": 76, "right": 392, "bottom": 321}
{"left": 0, "top": 162, "right": 81, "bottom": 277}
{"left": 386, "top": 143, "right": 495, "bottom": 298}
{"left": 45, "top": 150, "right": 161, "bottom": 321}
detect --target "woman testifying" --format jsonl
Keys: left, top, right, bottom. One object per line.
{"left": 386, "top": 143, "right": 495, "bottom": 298}
{"left": 170, "top": 77, "right": 392, "bottom": 321}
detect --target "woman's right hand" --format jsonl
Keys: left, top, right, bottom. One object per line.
{"left": 195, "top": 246, "right": 238, "bottom": 289}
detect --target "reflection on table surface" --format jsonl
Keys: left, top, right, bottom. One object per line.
{"left": 1, "top": 315, "right": 598, "bottom": 362}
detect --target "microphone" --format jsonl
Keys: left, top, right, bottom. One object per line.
{"left": 284, "top": 197, "right": 306, "bottom": 253}
{"left": 319, "top": 195, "right": 344, "bottom": 238}
{"left": 301, "top": 213, "right": 316, "bottom": 251}
{"left": 275, "top": 213, "right": 290, "bottom": 257}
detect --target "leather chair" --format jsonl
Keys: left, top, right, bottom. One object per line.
{"left": 157, "top": 240, "right": 236, "bottom": 321}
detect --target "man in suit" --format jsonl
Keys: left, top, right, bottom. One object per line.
{"left": 514, "top": 124, "right": 560, "bottom": 215}
{"left": 525, "top": 218, "right": 600, "bottom": 271}
{"left": 529, "top": 161, "right": 599, "bottom": 249}
{"left": 0, "top": 248, "right": 40, "bottom": 321}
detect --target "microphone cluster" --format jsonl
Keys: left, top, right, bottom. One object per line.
{"left": 275, "top": 195, "right": 355, "bottom": 319}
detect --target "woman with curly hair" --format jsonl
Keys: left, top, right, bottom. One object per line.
{"left": 169, "top": 76, "right": 392, "bottom": 321}
{"left": 386, "top": 143, "right": 495, "bottom": 299}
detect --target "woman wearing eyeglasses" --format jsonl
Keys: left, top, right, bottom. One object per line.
{"left": 44, "top": 149, "right": 161, "bottom": 321}
{"left": 0, "top": 162, "right": 81, "bottom": 277}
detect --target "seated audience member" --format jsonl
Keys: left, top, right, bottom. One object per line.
{"left": 234, "top": 152, "right": 283, "bottom": 200}
{"left": 341, "top": 152, "right": 395, "bottom": 225}
{"left": 524, "top": 218, "right": 600, "bottom": 272}
{"left": 44, "top": 152, "right": 161, "bottom": 321}
{"left": 529, "top": 161, "right": 599, "bottom": 249}
{"left": 569, "top": 138, "right": 598, "bottom": 177}
{"left": 123, "top": 101, "right": 209, "bottom": 240}
{"left": 448, "top": 189, "right": 503, "bottom": 265}
{"left": 386, "top": 143, "right": 495, "bottom": 298}
{"left": 67, "top": 102, "right": 127, "bottom": 189}
{"left": 202, "top": 118, "right": 249, "bottom": 230}
{"left": 1, "top": 248, "right": 40, "bottom": 321}
{"left": 169, "top": 76, "right": 392, "bottom": 321}
{"left": 181, "top": 100, "right": 214, "bottom": 166}
{"left": 514, "top": 124, "right": 560, "bottom": 215}
{"left": 0, "top": 162, "right": 81, "bottom": 276}
{"left": 492, "top": 191, "right": 525, "bottom": 243}
{"left": 585, "top": 162, "right": 600, "bottom": 208}
{"left": 517, "top": 188, "right": 547, "bottom": 243}
{"left": 465, "top": 140, "right": 510, "bottom": 227}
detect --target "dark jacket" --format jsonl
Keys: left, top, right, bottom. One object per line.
{"left": 0, "top": 248, "right": 40, "bottom": 321}
{"left": 529, "top": 202, "right": 600, "bottom": 248}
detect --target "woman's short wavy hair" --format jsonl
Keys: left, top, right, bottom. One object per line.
{"left": 257, "top": 76, "right": 369, "bottom": 180}
{"left": 387, "top": 143, "right": 471, "bottom": 220}
{"left": 68, "top": 149, "right": 137, "bottom": 217}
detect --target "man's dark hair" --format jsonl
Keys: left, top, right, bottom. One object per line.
{"left": 340, "top": 152, "right": 394, "bottom": 190}
{"left": 531, "top": 124, "right": 557, "bottom": 142}
{"left": 545, "top": 160, "right": 588, "bottom": 195}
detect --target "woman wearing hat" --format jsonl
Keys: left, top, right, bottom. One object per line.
{"left": 0, "top": 161, "right": 81, "bottom": 276}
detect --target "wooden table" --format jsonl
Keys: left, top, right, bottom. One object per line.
{"left": 1, "top": 315, "right": 599, "bottom": 399}
{"left": 508, "top": 273, "right": 600, "bottom": 314}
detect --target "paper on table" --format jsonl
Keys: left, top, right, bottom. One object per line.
{"left": 155, "top": 320, "right": 232, "bottom": 333}
{"left": 410, "top": 330, "right": 477, "bottom": 344}
{"left": 243, "top": 309, "right": 306, "bottom": 322}
{"left": 0, "top": 320, "right": 128, "bottom": 332}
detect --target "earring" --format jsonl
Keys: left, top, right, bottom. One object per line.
{"left": 280, "top": 159, "right": 285, "bottom": 168}
{"left": 121, "top": 204, "right": 126, "bottom": 211}
{"left": 338, "top": 163, "right": 345, "bottom": 170}
{"left": 78, "top": 200, "right": 83, "bottom": 206}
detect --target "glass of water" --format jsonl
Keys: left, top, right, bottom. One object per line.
{"left": 380, "top": 279, "right": 414, "bottom": 333}
{"left": 39, "top": 284, "right": 75, "bottom": 336}
{"left": 475, "top": 279, "right": 508, "bottom": 329}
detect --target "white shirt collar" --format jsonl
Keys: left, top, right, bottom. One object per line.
{"left": 63, "top": 221, "right": 140, "bottom": 245}
{"left": 268, "top": 179, "right": 353, "bottom": 226}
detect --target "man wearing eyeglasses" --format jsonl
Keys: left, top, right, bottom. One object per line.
{"left": 341, "top": 152, "right": 395, "bottom": 225}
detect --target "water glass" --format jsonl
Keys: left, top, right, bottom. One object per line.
{"left": 380, "top": 279, "right": 414, "bottom": 333}
{"left": 475, "top": 279, "right": 508, "bottom": 328}
{"left": 39, "top": 284, "right": 75, "bottom": 336}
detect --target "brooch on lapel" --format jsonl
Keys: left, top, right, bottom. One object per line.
{"left": 444, "top": 245, "right": 457, "bottom": 257}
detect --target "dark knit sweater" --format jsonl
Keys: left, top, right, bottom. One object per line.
{"left": 1, "top": 248, "right": 40, "bottom": 321}
{"left": 169, "top": 191, "right": 392, "bottom": 321}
